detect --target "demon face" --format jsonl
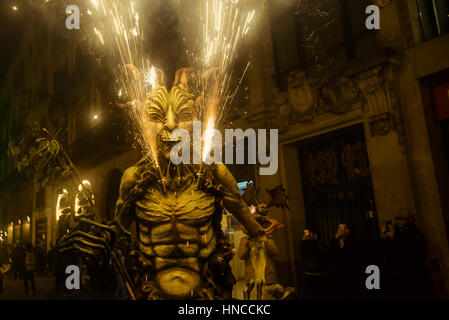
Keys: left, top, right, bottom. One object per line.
{"left": 145, "top": 68, "right": 202, "bottom": 161}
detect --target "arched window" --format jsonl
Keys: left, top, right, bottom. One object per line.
{"left": 56, "top": 188, "right": 69, "bottom": 221}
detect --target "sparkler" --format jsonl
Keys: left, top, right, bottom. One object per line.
{"left": 82, "top": 0, "right": 257, "bottom": 190}
{"left": 197, "top": 114, "right": 216, "bottom": 187}
{"left": 195, "top": 0, "right": 257, "bottom": 186}
{"left": 86, "top": 0, "right": 165, "bottom": 192}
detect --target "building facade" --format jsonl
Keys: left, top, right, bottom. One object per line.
{"left": 0, "top": 5, "right": 136, "bottom": 251}
{"left": 232, "top": 0, "right": 449, "bottom": 298}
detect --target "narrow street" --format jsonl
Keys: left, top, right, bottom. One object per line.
{"left": 0, "top": 274, "right": 56, "bottom": 300}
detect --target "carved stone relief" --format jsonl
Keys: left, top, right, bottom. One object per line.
{"left": 305, "top": 148, "right": 339, "bottom": 187}
{"left": 252, "top": 61, "right": 404, "bottom": 149}
{"left": 341, "top": 140, "right": 370, "bottom": 182}
{"left": 321, "top": 76, "right": 360, "bottom": 115}
{"left": 304, "top": 139, "right": 371, "bottom": 187}
{"left": 358, "top": 64, "right": 403, "bottom": 139}
{"left": 286, "top": 71, "right": 318, "bottom": 124}
{"left": 268, "top": 70, "right": 363, "bottom": 130}
{"left": 367, "top": 112, "right": 396, "bottom": 136}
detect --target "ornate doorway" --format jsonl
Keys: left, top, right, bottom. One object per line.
{"left": 298, "top": 124, "right": 379, "bottom": 247}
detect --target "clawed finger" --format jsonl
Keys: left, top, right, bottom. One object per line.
{"left": 59, "top": 242, "right": 105, "bottom": 257}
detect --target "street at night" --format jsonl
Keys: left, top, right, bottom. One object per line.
{"left": 1, "top": 274, "right": 54, "bottom": 300}
{"left": 0, "top": 0, "right": 449, "bottom": 313}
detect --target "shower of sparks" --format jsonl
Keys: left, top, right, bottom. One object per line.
{"left": 144, "top": 66, "right": 157, "bottom": 90}
{"left": 86, "top": 0, "right": 159, "bottom": 165}
{"left": 45, "top": 0, "right": 259, "bottom": 168}
{"left": 196, "top": 0, "right": 257, "bottom": 162}
{"left": 91, "top": 0, "right": 99, "bottom": 10}
{"left": 202, "top": 116, "right": 216, "bottom": 162}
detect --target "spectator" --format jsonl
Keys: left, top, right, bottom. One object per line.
{"left": 34, "top": 242, "right": 45, "bottom": 274}
{"left": 326, "top": 223, "right": 364, "bottom": 299}
{"left": 381, "top": 210, "right": 432, "bottom": 299}
{"left": 299, "top": 229, "right": 330, "bottom": 299}
{"left": 0, "top": 244, "right": 11, "bottom": 295}
{"left": 12, "top": 242, "right": 25, "bottom": 280}
{"left": 47, "top": 244, "right": 55, "bottom": 274}
{"left": 24, "top": 243, "right": 36, "bottom": 296}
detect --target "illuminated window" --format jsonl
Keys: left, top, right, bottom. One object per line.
{"left": 56, "top": 189, "right": 69, "bottom": 221}
{"left": 75, "top": 180, "right": 94, "bottom": 216}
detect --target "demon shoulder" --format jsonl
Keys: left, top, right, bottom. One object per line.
{"left": 213, "top": 163, "right": 240, "bottom": 197}
{"left": 119, "top": 165, "right": 140, "bottom": 197}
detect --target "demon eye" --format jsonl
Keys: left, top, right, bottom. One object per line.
{"left": 176, "top": 110, "right": 194, "bottom": 122}
{"left": 147, "top": 108, "right": 164, "bottom": 122}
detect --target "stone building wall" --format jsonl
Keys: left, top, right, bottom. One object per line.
{"left": 0, "top": 10, "right": 136, "bottom": 250}
{"left": 35, "top": 149, "right": 139, "bottom": 250}
{"left": 233, "top": 1, "right": 449, "bottom": 297}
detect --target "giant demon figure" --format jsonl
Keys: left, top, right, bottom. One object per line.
{"left": 57, "top": 68, "right": 267, "bottom": 300}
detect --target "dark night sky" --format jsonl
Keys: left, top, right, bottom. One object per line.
{"left": 0, "top": 0, "right": 191, "bottom": 86}
{"left": 0, "top": 0, "right": 28, "bottom": 84}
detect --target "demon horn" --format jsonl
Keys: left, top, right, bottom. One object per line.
{"left": 155, "top": 68, "right": 167, "bottom": 87}
{"left": 173, "top": 67, "right": 196, "bottom": 92}
{"left": 123, "top": 64, "right": 167, "bottom": 87}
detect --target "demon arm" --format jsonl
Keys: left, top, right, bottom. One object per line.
{"left": 112, "top": 165, "right": 140, "bottom": 235}
{"left": 214, "top": 164, "right": 263, "bottom": 237}
{"left": 214, "top": 164, "right": 267, "bottom": 295}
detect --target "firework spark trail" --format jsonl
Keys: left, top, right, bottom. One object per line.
{"left": 86, "top": 0, "right": 159, "bottom": 165}
{"left": 57, "top": 0, "right": 256, "bottom": 170}
{"left": 196, "top": 0, "right": 257, "bottom": 163}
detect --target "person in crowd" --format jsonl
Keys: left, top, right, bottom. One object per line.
{"left": 326, "top": 223, "right": 365, "bottom": 299}
{"left": 380, "top": 209, "right": 432, "bottom": 299}
{"left": 12, "top": 242, "right": 25, "bottom": 280}
{"left": 11, "top": 243, "right": 18, "bottom": 279}
{"left": 47, "top": 244, "right": 55, "bottom": 274}
{"left": 34, "top": 241, "right": 46, "bottom": 274}
{"left": 0, "top": 244, "right": 11, "bottom": 295}
{"left": 23, "top": 243, "right": 36, "bottom": 296}
{"left": 299, "top": 229, "right": 330, "bottom": 299}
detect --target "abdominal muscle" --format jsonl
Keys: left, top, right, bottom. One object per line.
{"left": 156, "top": 267, "right": 201, "bottom": 299}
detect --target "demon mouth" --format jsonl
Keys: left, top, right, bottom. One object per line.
{"left": 159, "top": 130, "right": 181, "bottom": 144}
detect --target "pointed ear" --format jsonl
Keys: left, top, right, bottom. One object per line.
{"left": 195, "top": 96, "right": 204, "bottom": 108}
{"left": 194, "top": 96, "right": 205, "bottom": 118}
{"left": 173, "top": 67, "right": 196, "bottom": 92}
{"left": 123, "top": 65, "right": 167, "bottom": 87}
{"left": 155, "top": 68, "right": 167, "bottom": 87}
{"left": 124, "top": 64, "right": 142, "bottom": 80}
{"left": 201, "top": 68, "right": 220, "bottom": 84}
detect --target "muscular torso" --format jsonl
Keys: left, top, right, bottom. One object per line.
{"left": 114, "top": 161, "right": 264, "bottom": 299}
{"left": 135, "top": 181, "right": 218, "bottom": 298}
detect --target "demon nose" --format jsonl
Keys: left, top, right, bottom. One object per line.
{"left": 165, "top": 106, "right": 176, "bottom": 130}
